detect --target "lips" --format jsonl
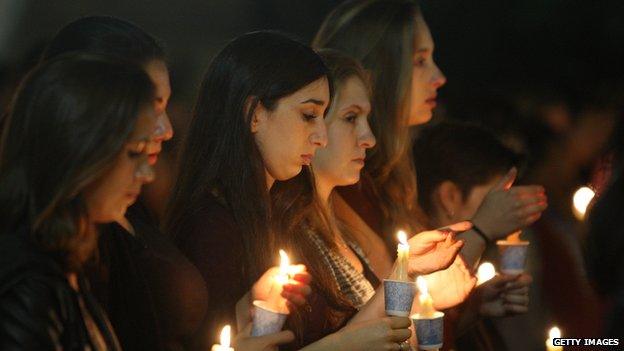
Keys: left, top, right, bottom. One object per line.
{"left": 148, "top": 153, "right": 158, "bottom": 165}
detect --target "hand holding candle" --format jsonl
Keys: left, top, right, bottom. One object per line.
{"left": 497, "top": 231, "right": 530, "bottom": 275}
{"left": 211, "top": 325, "right": 234, "bottom": 351}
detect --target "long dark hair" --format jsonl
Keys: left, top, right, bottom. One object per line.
{"left": 0, "top": 53, "right": 154, "bottom": 271}
{"left": 42, "top": 15, "right": 165, "bottom": 66}
{"left": 313, "top": 0, "right": 426, "bottom": 234}
{"left": 272, "top": 50, "right": 374, "bottom": 338}
{"left": 166, "top": 31, "right": 331, "bottom": 283}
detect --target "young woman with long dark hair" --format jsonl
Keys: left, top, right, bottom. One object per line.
{"left": 167, "top": 31, "right": 414, "bottom": 350}
{"left": 0, "top": 53, "right": 156, "bottom": 350}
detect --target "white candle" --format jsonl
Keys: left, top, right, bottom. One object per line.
{"left": 476, "top": 262, "right": 496, "bottom": 286}
{"left": 396, "top": 230, "right": 410, "bottom": 281}
{"left": 572, "top": 186, "right": 595, "bottom": 220}
{"left": 211, "top": 325, "right": 234, "bottom": 351}
{"left": 416, "top": 276, "right": 435, "bottom": 318}
{"left": 546, "top": 326, "right": 562, "bottom": 351}
{"left": 266, "top": 250, "right": 292, "bottom": 312}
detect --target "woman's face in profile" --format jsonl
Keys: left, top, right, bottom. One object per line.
{"left": 408, "top": 16, "right": 447, "bottom": 126}
{"left": 252, "top": 77, "right": 330, "bottom": 185}
{"left": 83, "top": 105, "right": 158, "bottom": 223}
{"left": 144, "top": 59, "right": 173, "bottom": 165}
{"left": 313, "top": 76, "right": 375, "bottom": 187}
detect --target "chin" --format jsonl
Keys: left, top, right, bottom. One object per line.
{"left": 408, "top": 110, "right": 432, "bottom": 126}
{"left": 276, "top": 165, "right": 303, "bottom": 181}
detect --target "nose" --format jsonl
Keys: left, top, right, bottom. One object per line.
{"left": 432, "top": 61, "right": 446, "bottom": 89}
{"left": 309, "top": 118, "right": 328, "bottom": 148}
{"left": 152, "top": 110, "right": 174, "bottom": 142}
{"left": 358, "top": 123, "right": 376, "bottom": 149}
{"left": 135, "top": 156, "right": 155, "bottom": 184}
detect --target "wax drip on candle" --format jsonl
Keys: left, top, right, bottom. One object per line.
{"left": 396, "top": 230, "right": 410, "bottom": 281}
{"left": 416, "top": 276, "right": 436, "bottom": 318}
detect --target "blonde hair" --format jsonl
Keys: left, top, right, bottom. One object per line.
{"left": 313, "top": 0, "right": 427, "bottom": 234}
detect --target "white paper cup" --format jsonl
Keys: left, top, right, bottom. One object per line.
{"left": 251, "top": 300, "right": 289, "bottom": 337}
{"left": 384, "top": 279, "right": 416, "bottom": 317}
{"left": 497, "top": 240, "right": 530, "bottom": 275}
{"left": 411, "top": 311, "right": 444, "bottom": 350}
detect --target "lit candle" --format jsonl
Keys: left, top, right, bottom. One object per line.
{"left": 546, "top": 326, "right": 562, "bottom": 351}
{"left": 266, "top": 250, "right": 292, "bottom": 313}
{"left": 572, "top": 186, "right": 595, "bottom": 221}
{"left": 506, "top": 230, "right": 522, "bottom": 243}
{"left": 476, "top": 262, "right": 496, "bottom": 286}
{"left": 416, "top": 276, "right": 436, "bottom": 318}
{"left": 211, "top": 325, "right": 234, "bottom": 351}
{"left": 396, "top": 230, "right": 410, "bottom": 281}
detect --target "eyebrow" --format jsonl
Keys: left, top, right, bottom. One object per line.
{"left": 300, "top": 98, "right": 326, "bottom": 106}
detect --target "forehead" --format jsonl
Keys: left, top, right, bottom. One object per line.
{"left": 143, "top": 59, "right": 171, "bottom": 98}
{"left": 336, "top": 76, "right": 371, "bottom": 111}
{"left": 413, "top": 16, "right": 433, "bottom": 50}
{"left": 282, "top": 77, "right": 330, "bottom": 107}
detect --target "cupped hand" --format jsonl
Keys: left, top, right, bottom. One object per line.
{"left": 331, "top": 317, "right": 412, "bottom": 351}
{"left": 479, "top": 273, "right": 532, "bottom": 317}
{"left": 234, "top": 323, "right": 295, "bottom": 351}
{"left": 472, "top": 168, "right": 547, "bottom": 240}
{"left": 423, "top": 255, "right": 477, "bottom": 310}
{"left": 252, "top": 265, "right": 311, "bottom": 312}
{"left": 407, "top": 221, "right": 470, "bottom": 276}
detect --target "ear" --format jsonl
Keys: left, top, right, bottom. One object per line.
{"left": 436, "top": 180, "right": 463, "bottom": 219}
{"left": 247, "top": 97, "right": 268, "bottom": 133}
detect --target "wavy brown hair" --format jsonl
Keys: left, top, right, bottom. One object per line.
{"left": 313, "top": 0, "right": 426, "bottom": 235}
{"left": 0, "top": 53, "right": 153, "bottom": 271}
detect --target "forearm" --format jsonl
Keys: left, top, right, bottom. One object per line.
{"left": 456, "top": 230, "right": 487, "bottom": 271}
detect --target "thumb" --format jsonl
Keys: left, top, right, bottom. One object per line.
{"left": 256, "top": 330, "right": 295, "bottom": 347}
{"left": 493, "top": 167, "right": 517, "bottom": 191}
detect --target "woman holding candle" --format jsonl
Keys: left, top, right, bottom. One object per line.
{"left": 0, "top": 53, "right": 156, "bottom": 350}
{"left": 313, "top": 0, "right": 548, "bottom": 276}
{"left": 40, "top": 16, "right": 207, "bottom": 351}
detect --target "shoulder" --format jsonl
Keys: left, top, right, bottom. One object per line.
{"left": 174, "top": 195, "right": 241, "bottom": 247}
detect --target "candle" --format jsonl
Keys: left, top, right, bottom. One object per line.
{"left": 572, "top": 186, "right": 595, "bottom": 221}
{"left": 396, "top": 230, "right": 410, "bottom": 281}
{"left": 211, "top": 325, "right": 234, "bottom": 351}
{"left": 506, "top": 230, "right": 522, "bottom": 243}
{"left": 476, "top": 262, "right": 496, "bottom": 286}
{"left": 266, "top": 250, "right": 292, "bottom": 313}
{"left": 546, "top": 326, "right": 562, "bottom": 351}
{"left": 416, "top": 276, "right": 436, "bottom": 318}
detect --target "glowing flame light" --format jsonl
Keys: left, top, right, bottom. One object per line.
{"left": 220, "top": 325, "right": 231, "bottom": 348}
{"left": 416, "top": 276, "right": 428, "bottom": 296}
{"left": 477, "top": 262, "right": 496, "bottom": 285}
{"left": 276, "top": 250, "right": 291, "bottom": 285}
{"left": 549, "top": 326, "right": 561, "bottom": 339}
{"left": 397, "top": 230, "right": 409, "bottom": 247}
{"left": 572, "top": 186, "right": 595, "bottom": 220}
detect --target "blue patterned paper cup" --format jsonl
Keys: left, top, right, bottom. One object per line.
{"left": 497, "top": 241, "right": 529, "bottom": 275}
{"left": 251, "top": 300, "right": 289, "bottom": 337}
{"left": 411, "top": 311, "right": 444, "bottom": 350}
{"left": 384, "top": 279, "right": 416, "bottom": 317}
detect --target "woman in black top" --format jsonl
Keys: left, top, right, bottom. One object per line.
{"left": 0, "top": 53, "right": 157, "bottom": 350}
{"left": 42, "top": 16, "right": 207, "bottom": 351}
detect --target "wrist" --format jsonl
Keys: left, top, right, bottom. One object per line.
{"left": 469, "top": 219, "right": 493, "bottom": 244}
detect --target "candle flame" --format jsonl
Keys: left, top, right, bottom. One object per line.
{"left": 506, "top": 231, "right": 522, "bottom": 243}
{"left": 477, "top": 262, "right": 496, "bottom": 285}
{"left": 416, "top": 276, "right": 428, "bottom": 296}
{"left": 279, "top": 249, "right": 290, "bottom": 274}
{"left": 220, "top": 325, "right": 231, "bottom": 347}
{"left": 548, "top": 326, "right": 561, "bottom": 339}
{"left": 397, "top": 230, "right": 408, "bottom": 245}
{"left": 572, "top": 186, "right": 595, "bottom": 219}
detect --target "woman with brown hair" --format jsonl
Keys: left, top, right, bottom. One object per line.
{"left": 313, "top": 0, "right": 548, "bottom": 277}
{"left": 0, "top": 53, "right": 157, "bottom": 350}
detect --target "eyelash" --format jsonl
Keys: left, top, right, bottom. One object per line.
{"left": 303, "top": 113, "right": 318, "bottom": 121}
{"left": 414, "top": 57, "right": 426, "bottom": 67}
{"left": 345, "top": 114, "right": 357, "bottom": 123}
